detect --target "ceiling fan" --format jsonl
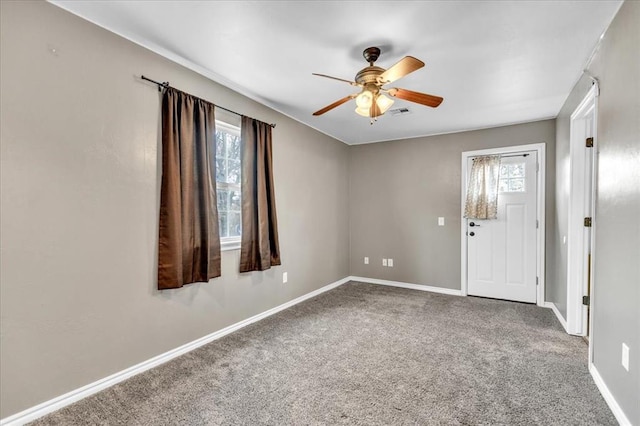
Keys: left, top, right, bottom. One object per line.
{"left": 312, "top": 47, "right": 444, "bottom": 122}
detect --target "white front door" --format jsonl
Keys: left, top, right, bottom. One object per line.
{"left": 467, "top": 152, "right": 538, "bottom": 303}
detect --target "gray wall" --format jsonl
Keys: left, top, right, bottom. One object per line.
{"left": 349, "top": 120, "right": 556, "bottom": 291}
{"left": 564, "top": 1, "right": 638, "bottom": 422}
{"left": 0, "top": 1, "right": 349, "bottom": 418}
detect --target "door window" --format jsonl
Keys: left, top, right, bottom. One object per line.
{"left": 499, "top": 162, "right": 526, "bottom": 193}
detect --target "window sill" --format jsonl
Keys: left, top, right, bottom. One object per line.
{"left": 221, "top": 239, "right": 241, "bottom": 252}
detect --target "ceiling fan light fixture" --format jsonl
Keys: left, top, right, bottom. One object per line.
{"left": 355, "top": 90, "right": 373, "bottom": 109}
{"left": 355, "top": 106, "right": 370, "bottom": 117}
{"left": 376, "top": 94, "right": 394, "bottom": 114}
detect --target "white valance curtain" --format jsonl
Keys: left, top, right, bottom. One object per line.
{"left": 464, "top": 155, "right": 501, "bottom": 219}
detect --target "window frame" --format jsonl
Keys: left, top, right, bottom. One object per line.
{"left": 215, "top": 120, "right": 242, "bottom": 252}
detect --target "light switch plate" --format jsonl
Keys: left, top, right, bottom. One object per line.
{"left": 382, "top": 259, "right": 387, "bottom": 266}
{"left": 622, "top": 343, "right": 629, "bottom": 371}
{"left": 388, "top": 259, "right": 394, "bottom": 267}
{"left": 364, "top": 257, "right": 369, "bottom": 264}
{"left": 438, "top": 217, "right": 445, "bottom": 226}
{"left": 283, "top": 272, "right": 288, "bottom": 283}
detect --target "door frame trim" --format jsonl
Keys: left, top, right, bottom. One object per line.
{"left": 567, "top": 84, "right": 598, "bottom": 339}
{"left": 460, "top": 143, "right": 546, "bottom": 306}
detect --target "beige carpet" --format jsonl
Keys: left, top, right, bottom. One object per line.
{"left": 31, "top": 281, "right": 615, "bottom": 425}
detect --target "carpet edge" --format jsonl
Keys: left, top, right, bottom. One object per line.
{"left": 350, "top": 276, "right": 463, "bottom": 296}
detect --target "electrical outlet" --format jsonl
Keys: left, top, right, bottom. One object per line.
{"left": 282, "top": 272, "right": 288, "bottom": 283}
{"left": 622, "top": 343, "right": 629, "bottom": 371}
{"left": 364, "top": 257, "right": 369, "bottom": 265}
{"left": 382, "top": 259, "right": 387, "bottom": 266}
{"left": 438, "top": 217, "right": 445, "bottom": 226}
{"left": 388, "top": 259, "right": 394, "bottom": 267}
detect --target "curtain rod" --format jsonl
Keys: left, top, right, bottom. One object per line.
{"left": 473, "top": 153, "right": 529, "bottom": 159}
{"left": 502, "top": 153, "right": 530, "bottom": 158}
{"left": 141, "top": 75, "right": 276, "bottom": 128}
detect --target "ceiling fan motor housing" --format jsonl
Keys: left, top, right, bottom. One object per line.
{"left": 355, "top": 66, "right": 385, "bottom": 87}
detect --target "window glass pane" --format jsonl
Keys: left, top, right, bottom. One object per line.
{"left": 216, "top": 131, "right": 225, "bottom": 158}
{"left": 509, "top": 178, "right": 524, "bottom": 192}
{"left": 499, "top": 164, "right": 509, "bottom": 178}
{"left": 510, "top": 163, "right": 525, "bottom": 178}
{"left": 219, "top": 212, "right": 228, "bottom": 238}
{"left": 217, "top": 189, "right": 229, "bottom": 212}
{"left": 229, "top": 189, "right": 241, "bottom": 211}
{"left": 228, "top": 212, "right": 241, "bottom": 238}
{"left": 227, "top": 160, "right": 241, "bottom": 184}
{"left": 228, "top": 134, "right": 241, "bottom": 160}
{"left": 215, "top": 123, "right": 241, "bottom": 242}
{"left": 216, "top": 158, "right": 226, "bottom": 183}
{"left": 499, "top": 179, "right": 509, "bottom": 193}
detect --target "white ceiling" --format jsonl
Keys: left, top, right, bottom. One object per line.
{"left": 50, "top": 1, "right": 622, "bottom": 145}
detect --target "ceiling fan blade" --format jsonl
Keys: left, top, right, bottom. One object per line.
{"left": 378, "top": 56, "right": 425, "bottom": 85}
{"left": 387, "top": 88, "right": 443, "bottom": 108}
{"left": 312, "top": 95, "right": 356, "bottom": 116}
{"left": 312, "top": 73, "right": 358, "bottom": 86}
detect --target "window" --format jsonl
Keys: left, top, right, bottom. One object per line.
{"left": 215, "top": 121, "right": 241, "bottom": 249}
{"left": 499, "top": 162, "right": 525, "bottom": 192}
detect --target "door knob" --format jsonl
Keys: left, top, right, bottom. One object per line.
{"left": 469, "top": 231, "right": 475, "bottom": 236}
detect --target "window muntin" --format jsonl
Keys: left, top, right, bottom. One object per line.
{"left": 215, "top": 121, "right": 241, "bottom": 246}
{"left": 499, "top": 162, "right": 525, "bottom": 192}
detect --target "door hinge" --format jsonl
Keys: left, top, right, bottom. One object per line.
{"left": 536, "top": 162, "right": 539, "bottom": 172}
{"left": 536, "top": 220, "right": 539, "bottom": 229}
{"left": 536, "top": 276, "right": 539, "bottom": 285}
{"left": 584, "top": 217, "right": 592, "bottom": 227}
{"left": 586, "top": 137, "right": 594, "bottom": 148}
{"left": 582, "top": 295, "right": 590, "bottom": 305}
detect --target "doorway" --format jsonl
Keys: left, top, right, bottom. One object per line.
{"left": 461, "top": 143, "right": 546, "bottom": 306}
{"left": 567, "top": 85, "right": 597, "bottom": 337}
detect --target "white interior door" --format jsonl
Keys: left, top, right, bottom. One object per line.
{"left": 568, "top": 86, "right": 596, "bottom": 336}
{"left": 467, "top": 152, "right": 538, "bottom": 303}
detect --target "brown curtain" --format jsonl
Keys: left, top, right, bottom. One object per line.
{"left": 158, "top": 88, "right": 221, "bottom": 289}
{"left": 239, "top": 116, "right": 281, "bottom": 272}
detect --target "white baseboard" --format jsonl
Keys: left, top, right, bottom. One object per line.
{"left": 349, "top": 276, "right": 462, "bottom": 296}
{"left": 544, "top": 301, "right": 568, "bottom": 332}
{"left": 0, "top": 276, "right": 352, "bottom": 426}
{"left": 589, "top": 364, "right": 632, "bottom": 425}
